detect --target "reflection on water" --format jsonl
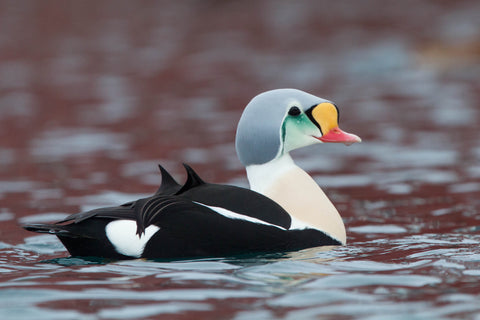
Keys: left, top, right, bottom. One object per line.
{"left": 1, "top": 0, "right": 480, "bottom": 319}
{"left": 3, "top": 233, "right": 480, "bottom": 319}
{"left": 30, "top": 129, "right": 129, "bottom": 160}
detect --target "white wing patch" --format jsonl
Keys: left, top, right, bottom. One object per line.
{"left": 193, "top": 202, "right": 286, "bottom": 230}
{"left": 105, "top": 220, "right": 160, "bottom": 258}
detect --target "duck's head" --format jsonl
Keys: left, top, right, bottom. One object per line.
{"left": 236, "top": 88, "right": 361, "bottom": 166}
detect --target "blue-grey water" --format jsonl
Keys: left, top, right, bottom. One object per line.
{"left": 4, "top": 232, "right": 480, "bottom": 319}
{"left": 1, "top": 1, "right": 480, "bottom": 319}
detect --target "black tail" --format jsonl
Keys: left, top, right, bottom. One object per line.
{"left": 23, "top": 222, "right": 123, "bottom": 258}
{"left": 23, "top": 223, "right": 71, "bottom": 236}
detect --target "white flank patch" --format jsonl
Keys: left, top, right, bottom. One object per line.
{"left": 289, "top": 216, "right": 311, "bottom": 230}
{"left": 193, "top": 202, "right": 286, "bottom": 230}
{"left": 105, "top": 220, "right": 160, "bottom": 258}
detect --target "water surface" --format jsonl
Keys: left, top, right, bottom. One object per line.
{"left": 1, "top": 1, "right": 480, "bottom": 319}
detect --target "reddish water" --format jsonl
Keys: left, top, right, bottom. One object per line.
{"left": 1, "top": 1, "right": 480, "bottom": 319}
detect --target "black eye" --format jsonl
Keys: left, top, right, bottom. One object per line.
{"left": 288, "top": 106, "right": 301, "bottom": 116}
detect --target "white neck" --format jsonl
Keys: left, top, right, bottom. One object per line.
{"left": 246, "top": 154, "right": 346, "bottom": 244}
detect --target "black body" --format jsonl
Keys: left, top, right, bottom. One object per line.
{"left": 23, "top": 165, "right": 341, "bottom": 260}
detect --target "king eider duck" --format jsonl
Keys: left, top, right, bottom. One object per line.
{"left": 23, "top": 89, "right": 361, "bottom": 260}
